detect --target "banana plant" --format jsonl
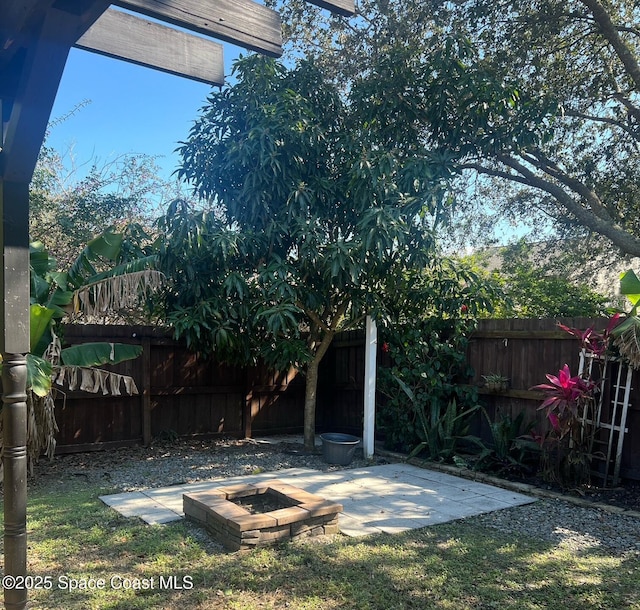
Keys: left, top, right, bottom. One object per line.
{"left": 611, "top": 270, "right": 640, "bottom": 369}
{"left": 13, "top": 227, "right": 163, "bottom": 472}
{"left": 28, "top": 229, "right": 161, "bottom": 393}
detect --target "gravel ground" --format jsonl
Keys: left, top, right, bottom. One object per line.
{"left": 469, "top": 499, "right": 640, "bottom": 557}
{"left": 29, "top": 437, "right": 640, "bottom": 557}
{"left": 30, "top": 438, "right": 391, "bottom": 492}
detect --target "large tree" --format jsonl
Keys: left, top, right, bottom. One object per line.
{"left": 276, "top": 0, "right": 640, "bottom": 257}
{"left": 159, "top": 56, "right": 446, "bottom": 451}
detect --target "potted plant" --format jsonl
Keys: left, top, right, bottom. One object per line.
{"left": 482, "top": 373, "right": 509, "bottom": 392}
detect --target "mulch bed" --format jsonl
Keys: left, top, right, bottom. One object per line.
{"left": 517, "top": 475, "right": 640, "bottom": 512}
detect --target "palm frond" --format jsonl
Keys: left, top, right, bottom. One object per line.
{"left": 613, "top": 322, "right": 640, "bottom": 369}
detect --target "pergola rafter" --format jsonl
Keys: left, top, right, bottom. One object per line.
{"left": 0, "top": 0, "right": 354, "bottom": 607}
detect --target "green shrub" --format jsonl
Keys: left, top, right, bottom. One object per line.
{"left": 377, "top": 319, "right": 479, "bottom": 457}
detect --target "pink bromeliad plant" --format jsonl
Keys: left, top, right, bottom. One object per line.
{"left": 532, "top": 364, "right": 596, "bottom": 439}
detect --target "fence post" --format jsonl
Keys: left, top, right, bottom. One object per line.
{"left": 243, "top": 367, "right": 253, "bottom": 439}
{"left": 142, "top": 336, "right": 152, "bottom": 446}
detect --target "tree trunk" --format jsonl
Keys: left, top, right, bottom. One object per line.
{"left": 303, "top": 329, "right": 336, "bottom": 452}
{"left": 303, "top": 356, "right": 321, "bottom": 453}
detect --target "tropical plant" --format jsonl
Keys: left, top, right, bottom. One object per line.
{"left": 5, "top": 227, "right": 163, "bottom": 472}
{"left": 611, "top": 269, "right": 640, "bottom": 368}
{"left": 409, "top": 394, "right": 478, "bottom": 463}
{"left": 465, "top": 408, "right": 541, "bottom": 475}
{"left": 481, "top": 373, "right": 509, "bottom": 392}
{"left": 377, "top": 318, "right": 480, "bottom": 457}
{"left": 531, "top": 363, "right": 599, "bottom": 487}
{"left": 161, "top": 56, "right": 447, "bottom": 452}
{"left": 557, "top": 316, "right": 620, "bottom": 359}
{"left": 532, "top": 364, "right": 596, "bottom": 439}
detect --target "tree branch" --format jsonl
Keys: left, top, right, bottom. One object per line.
{"left": 616, "top": 26, "right": 640, "bottom": 39}
{"left": 564, "top": 109, "right": 640, "bottom": 140}
{"left": 301, "top": 305, "right": 330, "bottom": 334}
{"left": 519, "top": 150, "right": 614, "bottom": 222}
{"left": 613, "top": 93, "right": 640, "bottom": 125}
{"left": 461, "top": 156, "right": 640, "bottom": 256}
{"left": 579, "top": 0, "right": 640, "bottom": 91}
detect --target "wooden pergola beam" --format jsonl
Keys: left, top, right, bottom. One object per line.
{"left": 0, "top": 1, "right": 55, "bottom": 68}
{"left": 1, "top": 1, "right": 111, "bottom": 183}
{"left": 306, "top": 0, "right": 355, "bottom": 17}
{"left": 76, "top": 8, "right": 225, "bottom": 86}
{"left": 115, "top": 0, "right": 283, "bottom": 57}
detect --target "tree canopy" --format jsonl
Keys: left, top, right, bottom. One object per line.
{"left": 276, "top": 0, "right": 640, "bottom": 257}
{"left": 30, "top": 145, "right": 171, "bottom": 269}
{"left": 463, "top": 240, "right": 610, "bottom": 318}
{"left": 159, "top": 56, "right": 449, "bottom": 450}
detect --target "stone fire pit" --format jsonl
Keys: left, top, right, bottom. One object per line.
{"left": 183, "top": 480, "right": 343, "bottom": 551}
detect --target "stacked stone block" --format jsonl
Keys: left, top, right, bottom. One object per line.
{"left": 183, "top": 480, "right": 342, "bottom": 551}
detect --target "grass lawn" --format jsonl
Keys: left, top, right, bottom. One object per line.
{"left": 2, "top": 483, "right": 639, "bottom": 609}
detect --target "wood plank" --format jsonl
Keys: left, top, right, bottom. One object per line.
{"left": 476, "top": 387, "right": 544, "bottom": 400}
{"left": 55, "top": 439, "right": 141, "bottom": 454}
{"left": 75, "top": 8, "right": 224, "bottom": 85}
{"left": 1, "top": 1, "right": 110, "bottom": 182}
{"left": 0, "top": 0, "right": 55, "bottom": 67}
{"left": 115, "top": 0, "right": 282, "bottom": 57}
{"left": 305, "top": 0, "right": 355, "bottom": 17}
{"left": 471, "top": 330, "right": 577, "bottom": 340}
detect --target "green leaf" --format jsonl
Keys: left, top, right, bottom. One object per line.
{"left": 85, "top": 230, "right": 125, "bottom": 260}
{"left": 29, "top": 304, "right": 55, "bottom": 354}
{"left": 620, "top": 270, "right": 640, "bottom": 307}
{"left": 29, "top": 242, "right": 54, "bottom": 276}
{"left": 393, "top": 375, "right": 416, "bottom": 403}
{"left": 26, "top": 353, "right": 53, "bottom": 397}
{"left": 61, "top": 342, "right": 143, "bottom": 367}
{"left": 84, "top": 255, "right": 159, "bottom": 284}
{"left": 67, "top": 230, "right": 124, "bottom": 288}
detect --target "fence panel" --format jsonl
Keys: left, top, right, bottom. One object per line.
{"left": 53, "top": 320, "right": 640, "bottom": 480}
{"left": 468, "top": 318, "right": 640, "bottom": 480}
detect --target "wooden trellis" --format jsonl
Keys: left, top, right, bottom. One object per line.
{"left": 578, "top": 350, "right": 632, "bottom": 487}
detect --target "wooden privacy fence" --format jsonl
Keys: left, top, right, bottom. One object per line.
{"left": 56, "top": 325, "right": 307, "bottom": 452}
{"left": 467, "top": 318, "right": 640, "bottom": 481}
{"left": 55, "top": 319, "right": 640, "bottom": 480}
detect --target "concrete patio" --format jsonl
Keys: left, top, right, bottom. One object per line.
{"left": 100, "top": 462, "right": 536, "bottom": 537}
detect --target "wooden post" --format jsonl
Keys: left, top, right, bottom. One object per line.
{"left": 243, "top": 367, "right": 254, "bottom": 439}
{"left": 142, "top": 336, "right": 152, "bottom": 446}
{"left": 363, "top": 316, "right": 377, "bottom": 459}
{"left": 1, "top": 179, "right": 30, "bottom": 610}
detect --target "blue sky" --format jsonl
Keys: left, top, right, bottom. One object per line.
{"left": 48, "top": 45, "right": 242, "bottom": 183}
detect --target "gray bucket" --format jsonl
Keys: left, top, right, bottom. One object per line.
{"left": 320, "top": 433, "right": 360, "bottom": 466}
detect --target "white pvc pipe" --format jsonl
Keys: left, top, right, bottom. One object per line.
{"left": 363, "top": 315, "right": 377, "bottom": 459}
